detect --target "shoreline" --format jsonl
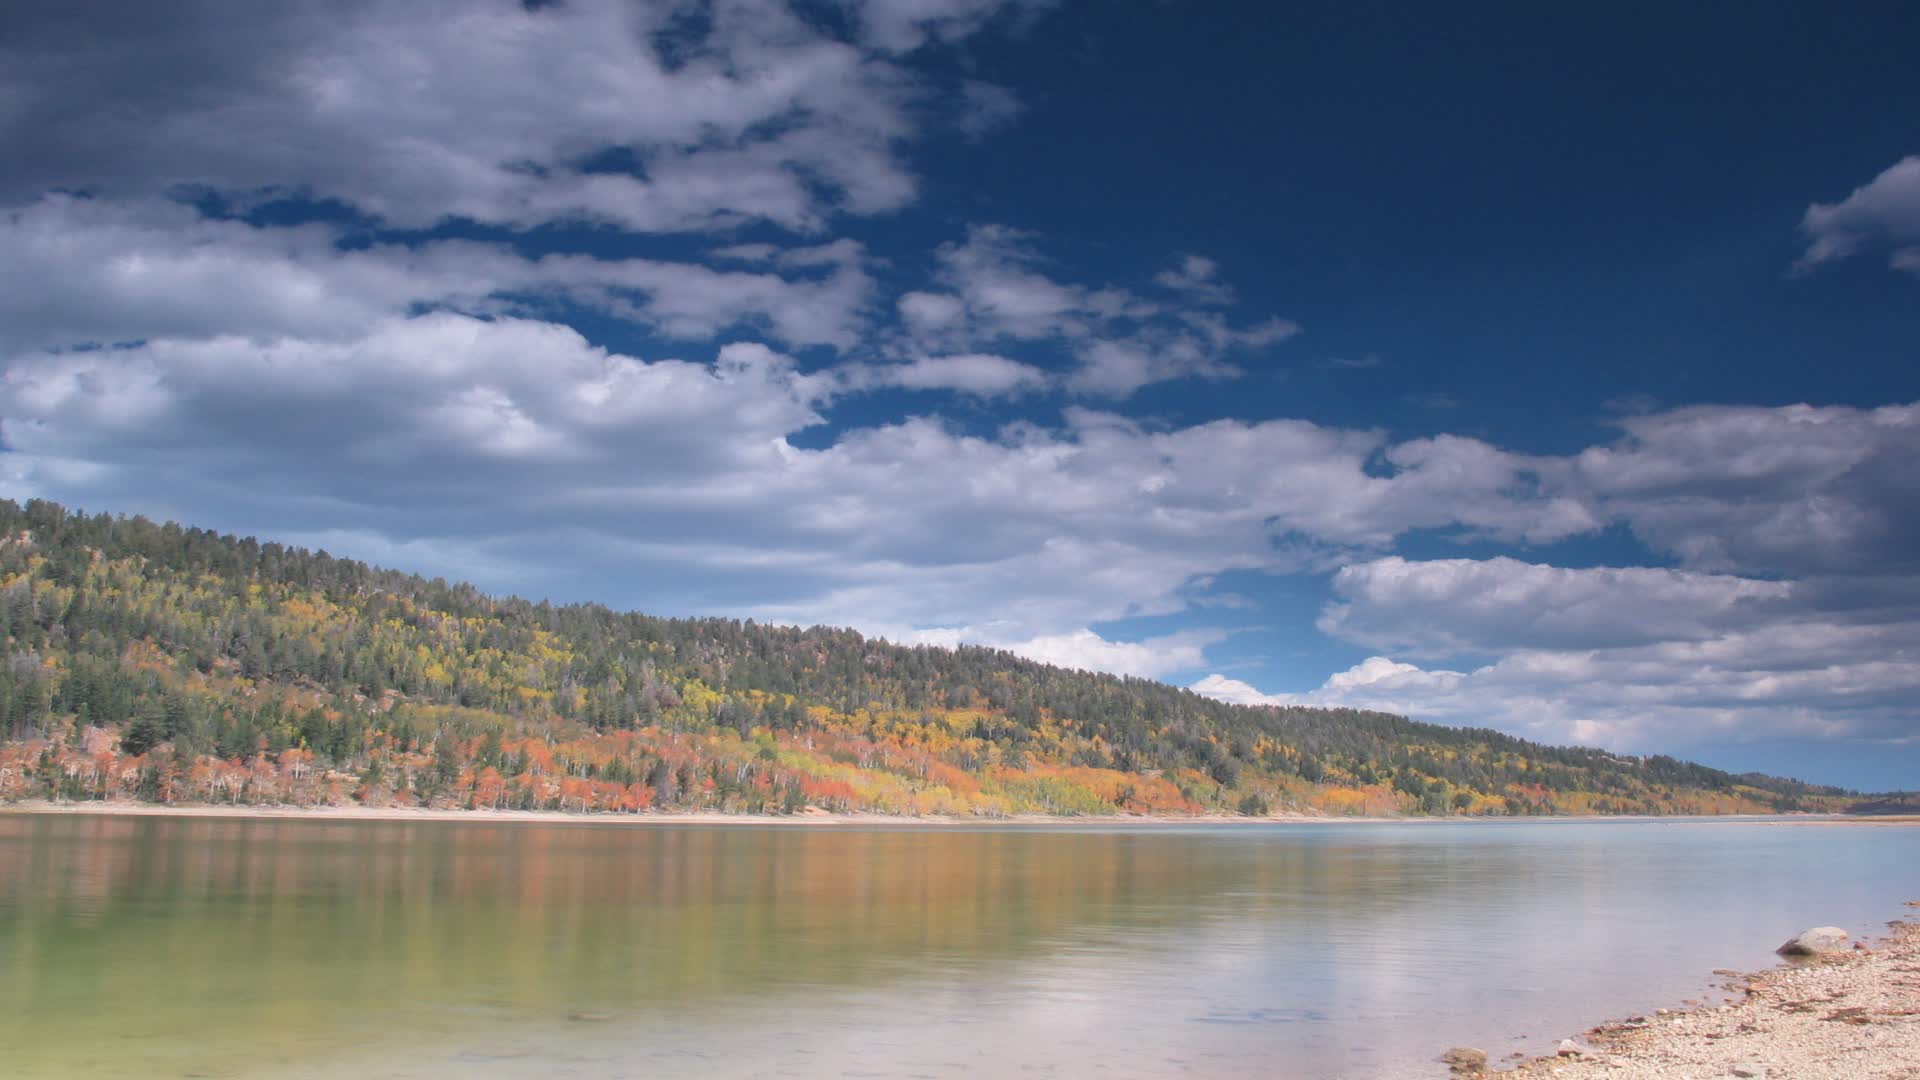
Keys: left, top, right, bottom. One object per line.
{"left": 1475, "top": 904, "right": 1920, "bottom": 1078}
{"left": 0, "top": 798, "right": 1912, "bottom": 829}
{"left": 0, "top": 798, "right": 1400, "bottom": 827}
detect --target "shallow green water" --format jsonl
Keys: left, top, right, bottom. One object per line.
{"left": 1, "top": 814, "right": 1914, "bottom": 1078}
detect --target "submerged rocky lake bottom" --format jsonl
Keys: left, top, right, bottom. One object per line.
{"left": 1, "top": 813, "right": 1914, "bottom": 1079}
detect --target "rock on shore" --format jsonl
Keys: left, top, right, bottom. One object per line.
{"left": 1777, "top": 926, "right": 1850, "bottom": 955}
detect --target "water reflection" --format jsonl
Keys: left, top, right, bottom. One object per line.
{"left": 0, "top": 816, "right": 1913, "bottom": 1078}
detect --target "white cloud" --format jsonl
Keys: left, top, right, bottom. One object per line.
{"left": 916, "top": 225, "right": 1123, "bottom": 344}
{"left": 1066, "top": 338, "right": 1242, "bottom": 398}
{"left": 1319, "top": 556, "right": 1796, "bottom": 654}
{"left": 1007, "top": 628, "right": 1222, "bottom": 678}
{"left": 0, "top": 194, "right": 877, "bottom": 353}
{"left": 844, "top": 0, "right": 1054, "bottom": 53}
{"left": 276, "top": 528, "right": 540, "bottom": 594}
{"left": 1153, "top": 254, "right": 1235, "bottom": 305}
{"left": 905, "top": 226, "right": 1298, "bottom": 397}
{"left": 0, "top": 0, "right": 1040, "bottom": 232}
{"left": 0, "top": 313, "right": 832, "bottom": 486}
{"left": 1195, "top": 553, "right": 1920, "bottom": 752}
{"left": 957, "top": 80, "right": 1025, "bottom": 139}
{"left": 897, "top": 290, "right": 971, "bottom": 340}
{"left": 1220, "top": 634, "right": 1920, "bottom": 752}
{"left": 1797, "top": 156, "right": 1920, "bottom": 273}
{"left": 914, "top": 626, "right": 1223, "bottom": 679}
{"left": 1189, "top": 673, "right": 1291, "bottom": 707}
{"left": 0, "top": 195, "right": 488, "bottom": 351}
{"left": 1568, "top": 402, "right": 1920, "bottom": 574}
{"left": 1193, "top": 658, "right": 1471, "bottom": 711}
{"left": 1319, "top": 655, "right": 1468, "bottom": 696}
{"left": 862, "top": 353, "right": 1050, "bottom": 397}
{"left": 539, "top": 245, "right": 876, "bottom": 350}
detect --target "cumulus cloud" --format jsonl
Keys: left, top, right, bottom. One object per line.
{"left": 913, "top": 626, "right": 1224, "bottom": 680}
{"left": 858, "top": 353, "right": 1051, "bottom": 397}
{"left": 1189, "top": 673, "right": 1290, "bottom": 708}
{"left": 4, "top": 192, "right": 1301, "bottom": 401}
{"left": 1197, "top": 554, "right": 1920, "bottom": 752}
{"left": 0, "top": 0, "right": 1038, "bottom": 232}
{"left": 0, "top": 194, "right": 877, "bottom": 353}
{"left": 1202, "top": 631, "right": 1920, "bottom": 752}
{"left": 1797, "top": 156, "right": 1920, "bottom": 274}
{"left": 912, "top": 225, "right": 1136, "bottom": 344}
{"left": 1568, "top": 402, "right": 1920, "bottom": 574}
{"left": 896, "top": 290, "right": 971, "bottom": 340}
{"left": 1153, "top": 254, "right": 1235, "bottom": 305}
{"left": 957, "top": 80, "right": 1025, "bottom": 139}
{"left": 902, "top": 226, "right": 1298, "bottom": 397}
{"left": 0, "top": 312, "right": 1614, "bottom": 657}
{"left": 0, "top": 314, "right": 832, "bottom": 505}
{"left": 1194, "top": 659, "right": 1470, "bottom": 712}
{"left": 1194, "top": 397, "right": 1920, "bottom": 749}
{"left": 1066, "top": 340, "right": 1231, "bottom": 397}
{"left": 540, "top": 244, "right": 876, "bottom": 350}
{"left": 1319, "top": 556, "right": 1797, "bottom": 654}
{"left": 844, "top": 0, "right": 1055, "bottom": 53}
{"left": 1003, "top": 628, "right": 1223, "bottom": 678}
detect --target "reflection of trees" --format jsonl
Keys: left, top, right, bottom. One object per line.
{"left": 0, "top": 815, "right": 1654, "bottom": 1078}
{"left": 4, "top": 817, "right": 1363, "bottom": 1076}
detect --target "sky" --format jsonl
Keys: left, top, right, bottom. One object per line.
{"left": 1, "top": 0, "right": 1916, "bottom": 789}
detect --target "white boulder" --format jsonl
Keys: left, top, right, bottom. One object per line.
{"left": 1775, "top": 926, "right": 1849, "bottom": 955}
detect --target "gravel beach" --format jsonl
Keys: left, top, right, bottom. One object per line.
{"left": 1480, "top": 904, "right": 1920, "bottom": 1079}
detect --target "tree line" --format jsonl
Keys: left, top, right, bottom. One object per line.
{"left": 0, "top": 499, "right": 1859, "bottom": 817}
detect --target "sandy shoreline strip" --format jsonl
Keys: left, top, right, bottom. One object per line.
{"left": 1473, "top": 905, "right": 1920, "bottom": 1079}
{"left": 1, "top": 799, "right": 1913, "bottom": 828}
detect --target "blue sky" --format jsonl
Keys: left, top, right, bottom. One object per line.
{"left": 1, "top": 0, "right": 1916, "bottom": 788}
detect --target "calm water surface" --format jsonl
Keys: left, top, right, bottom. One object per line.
{"left": 1, "top": 814, "right": 1915, "bottom": 1079}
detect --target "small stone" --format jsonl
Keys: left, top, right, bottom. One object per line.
{"left": 1730, "top": 1066, "right": 1761, "bottom": 1078}
{"left": 1440, "top": 1046, "right": 1489, "bottom": 1073}
{"left": 1776, "top": 927, "right": 1849, "bottom": 955}
{"left": 1556, "top": 1038, "right": 1585, "bottom": 1056}
{"left": 567, "top": 1010, "right": 614, "bottom": 1022}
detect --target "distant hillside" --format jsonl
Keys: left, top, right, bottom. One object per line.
{"left": 1845, "top": 793, "right": 1920, "bottom": 816}
{"left": 0, "top": 500, "right": 1861, "bottom": 817}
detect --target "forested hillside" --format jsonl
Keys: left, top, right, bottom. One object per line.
{"left": 0, "top": 501, "right": 1858, "bottom": 817}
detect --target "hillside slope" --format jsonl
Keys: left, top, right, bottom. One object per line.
{"left": 0, "top": 500, "right": 1857, "bottom": 817}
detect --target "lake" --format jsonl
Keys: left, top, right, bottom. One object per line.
{"left": 0, "top": 814, "right": 1914, "bottom": 1079}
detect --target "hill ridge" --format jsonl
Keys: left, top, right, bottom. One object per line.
{"left": 0, "top": 499, "right": 1863, "bottom": 817}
